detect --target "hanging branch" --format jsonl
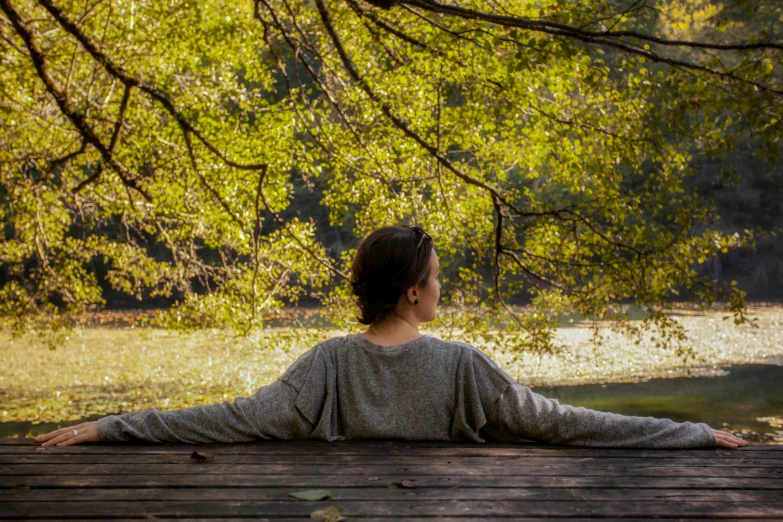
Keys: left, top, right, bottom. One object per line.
{"left": 1, "top": 0, "right": 152, "bottom": 202}
{"left": 364, "top": 0, "right": 782, "bottom": 97}
{"left": 311, "top": 0, "right": 586, "bottom": 223}
{"left": 36, "top": 0, "right": 269, "bottom": 172}
{"left": 401, "top": 0, "right": 783, "bottom": 52}
{"left": 11, "top": 0, "right": 351, "bottom": 282}
{"left": 182, "top": 129, "right": 247, "bottom": 228}
{"left": 71, "top": 83, "right": 131, "bottom": 194}
{"left": 490, "top": 194, "right": 529, "bottom": 331}
{"left": 256, "top": 168, "right": 350, "bottom": 280}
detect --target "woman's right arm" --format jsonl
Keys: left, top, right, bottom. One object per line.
{"left": 95, "top": 379, "right": 309, "bottom": 443}
{"left": 485, "top": 382, "right": 745, "bottom": 449}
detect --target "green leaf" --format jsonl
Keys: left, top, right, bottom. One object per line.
{"left": 288, "top": 489, "right": 332, "bottom": 501}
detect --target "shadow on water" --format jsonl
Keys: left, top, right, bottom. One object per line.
{"left": 3, "top": 364, "right": 782, "bottom": 444}
{"left": 531, "top": 363, "right": 783, "bottom": 444}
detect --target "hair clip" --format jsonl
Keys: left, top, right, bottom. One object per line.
{"left": 409, "top": 226, "right": 431, "bottom": 249}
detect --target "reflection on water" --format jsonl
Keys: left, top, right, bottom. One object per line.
{"left": 531, "top": 364, "right": 783, "bottom": 444}
{"left": 3, "top": 364, "right": 782, "bottom": 444}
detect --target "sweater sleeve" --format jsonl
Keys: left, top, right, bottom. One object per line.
{"left": 95, "top": 379, "right": 301, "bottom": 443}
{"left": 484, "top": 382, "right": 718, "bottom": 448}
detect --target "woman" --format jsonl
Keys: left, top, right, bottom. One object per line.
{"left": 35, "top": 225, "right": 747, "bottom": 449}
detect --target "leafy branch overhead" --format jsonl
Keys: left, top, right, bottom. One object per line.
{"left": 0, "top": 0, "right": 780, "bottom": 352}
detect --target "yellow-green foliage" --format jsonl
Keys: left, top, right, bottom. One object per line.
{"left": 1, "top": 0, "right": 781, "bottom": 354}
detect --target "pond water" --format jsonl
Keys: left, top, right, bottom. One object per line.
{"left": 3, "top": 363, "right": 781, "bottom": 443}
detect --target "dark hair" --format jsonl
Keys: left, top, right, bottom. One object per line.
{"left": 350, "top": 224, "right": 433, "bottom": 325}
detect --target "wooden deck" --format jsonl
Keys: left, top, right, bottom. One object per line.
{"left": 1, "top": 438, "right": 782, "bottom": 520}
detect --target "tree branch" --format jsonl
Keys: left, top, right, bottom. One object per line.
{"left": 37, "top": 0, "right": 269, "bottom": 171}
{"left": 374, "top": 0, "right": 783, "bottom": 95}
{"left": 256, "top": 166, "right": 349, "bottom": 280}
{"left": 403, "top": 0, "right": 783, "bottom": 51}
{"left": 182, "top": 129, "right": 247, "bottom": 228}
{"left": 313, "top": 0, "right": 578, "bottom": 222}
{"left": 1, "top": 0, "right": 152, "bottom": 202}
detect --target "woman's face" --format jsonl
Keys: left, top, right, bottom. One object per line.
{"left": 415, "top": 248, "right": 441, "bottom": 322}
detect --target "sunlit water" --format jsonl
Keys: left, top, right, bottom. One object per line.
{"left": 4, "top": 363, "right": 781, "bottom": 444}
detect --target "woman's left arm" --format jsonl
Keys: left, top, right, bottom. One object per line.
{"left": 35, "top": 379, "right": 302, "bottom": 445}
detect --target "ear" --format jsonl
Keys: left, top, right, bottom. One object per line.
{"left": 406, "top": 285, "right": 418, "bottom": 304}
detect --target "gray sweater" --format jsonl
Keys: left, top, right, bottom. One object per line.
{"left": 96, "top": 333, "right": 717, "bottom": 448}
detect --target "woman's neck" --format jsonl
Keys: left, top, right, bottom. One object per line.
{"left": 363, "top": 313, "right": 421, "bottom": 345}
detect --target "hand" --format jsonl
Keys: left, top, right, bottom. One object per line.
{"left": 711, "top": 428, "right": 747, "bottom": 448}
{"left": 34, "top": 421, "right": 99, "bottom": 447}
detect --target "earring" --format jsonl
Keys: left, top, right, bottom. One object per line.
{"left": 414, "top": 298, "right": 419, "bottom": 304}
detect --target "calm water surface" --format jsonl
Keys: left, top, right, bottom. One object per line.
{"left": 3, "top": 363, "right": 782, "bottom": 443}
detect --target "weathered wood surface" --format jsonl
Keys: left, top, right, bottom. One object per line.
{"left": 2, "top": 438, "right": 781, "bottom": 520}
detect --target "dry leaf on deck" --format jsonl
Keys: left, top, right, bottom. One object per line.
{"left": 189, "top": 451, "right": 214, "bottom": 461}
{"left": 390, "top": 480, "right": 417, "bottom": 488}
{"left": 310, "top": 504, "right": 345, "bottom": 521}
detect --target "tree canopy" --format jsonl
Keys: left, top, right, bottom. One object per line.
{"left": 1, "top": 0, "right": 781, "bottom": 353}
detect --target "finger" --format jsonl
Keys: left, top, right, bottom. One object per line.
{"left": 34, "top": 428, "right": 65, "bottom": 441}
{"left": 41, "top": 432, "right": 79, "bottom": 447}
{"left": 716, "top": 435, "right": 747, "bottom": 448}
{"left": 714, "top": 435, "right": 732, "bottom": 448}
{"left": 716, "top": 430, "right": 745, "bottom": 441}
{"left": 56, "top": 433, "right": 90, "bottom": 447}
{"left": 36, "top": 429, "right": 70, "bottom": 443}
{"left": 35, "top": 424, "right": 87, "bottom": 442}
{"left": 716, "top": 432, "right": 747, "bottom": 445}
{"left": 714, "top": 430, "right": 746, "bottom": 440}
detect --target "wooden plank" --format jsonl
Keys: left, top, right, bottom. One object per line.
{"left": 3, "top": 462, "right": 781, "bottom": 477}
{"left": 4, "top": 437, "right": 779, "bottom": 450}
{"left": 3, "top": 445, "right": 778, "bottom": 459}
{"left": 4, "top": 499, "right": 783, "bottom": 518}
{"left": 2, "top": 474, "right": 781, "bottom": 489}
{"left": 3, "top": 486, "right": 782, "bottom": 502}
{"left": 6, "top": 447, "right": 783, "bottom": 467}
{"left": 3, "top": 453, "right": 783, "bottom": 466}
{"left": 0, "top": 438, "right": 783, "bottom": 452}
{"left": 4, "top": 516, "right": 780, "bottom": 522}
{"left": 3, "top": 446, "right": 779, "bottom": 461}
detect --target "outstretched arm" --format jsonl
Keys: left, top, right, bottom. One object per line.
{"left": 484, "top": 383, "right": 744, "bottom": 449}
{"left": 36, "top": 379, "right": 306, "bottom": 445}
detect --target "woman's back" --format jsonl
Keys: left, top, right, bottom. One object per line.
{"left": 280, "top": 333, "right": 511, "bottom": 442}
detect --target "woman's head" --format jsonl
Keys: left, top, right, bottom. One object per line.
{"left": 350, "top": 225, "right": 440, "bottom": 326}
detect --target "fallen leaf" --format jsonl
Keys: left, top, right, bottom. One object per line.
{"left": 367, "top": 477, "right": 379, "bottom": 481}
{"left": 288, "top": 489, "right": 331, "bottom": 501}
{"left": 189, "top": 451, "right": 214, "bottom": 461}
{"left": 13, "top": 484, "right": 31, "bottom": 490}
{"left": 142, "top": 515, "right": 157, "bottom": 520}
{"left": 390, "top": 480, "right": 417, "bottom": 488}
{"left": 310, "top": 504, "right": 344, "bottom": 522}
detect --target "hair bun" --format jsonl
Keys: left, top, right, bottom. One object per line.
{"left": 350, "top": 279, "right": 368, "bottom": 295}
